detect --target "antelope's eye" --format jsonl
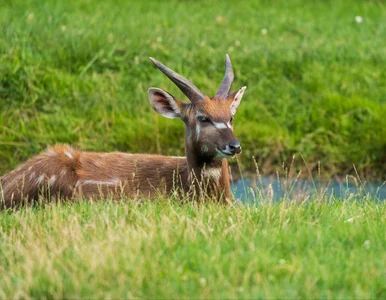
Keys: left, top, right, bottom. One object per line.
{"left": 197, "top": 116, "right": 211, "bottom": 124}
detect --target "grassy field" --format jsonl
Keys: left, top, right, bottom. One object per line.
{"left": 0, "top": 0, "right": 385, "bottom": 179}
{"left": 0, "top": 199, "right": 385, "bottom": 298}
{"left": 1, "top": 1, "right": 385, "bottom": 297}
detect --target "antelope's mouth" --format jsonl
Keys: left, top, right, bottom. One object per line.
{"left": 216, "top": 148, "right": 238, "bottom": 159}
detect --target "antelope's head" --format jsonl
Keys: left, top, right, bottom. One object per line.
{"left": 148, "top": 55, "right": 246, "bottom": 163}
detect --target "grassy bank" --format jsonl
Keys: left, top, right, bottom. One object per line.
{"left": 1, "top": 0, "right": 385, "bottom": 179}
{"left": 0, "top": 199, "right": 385, "bottom": 298}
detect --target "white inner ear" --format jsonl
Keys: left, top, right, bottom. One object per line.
{"left": 148, "top": 87, "right": 181, "bottom": 119}
{"left": 230, "top": 86, "right": 247, "bottom": 115}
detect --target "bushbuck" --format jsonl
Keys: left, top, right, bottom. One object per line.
{"left": 0, "top": 55, "right": 246, "bottom": 207}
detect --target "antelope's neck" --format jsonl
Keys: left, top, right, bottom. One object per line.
{"left": 186, "top": 155, "right": 232, "bottom": 204}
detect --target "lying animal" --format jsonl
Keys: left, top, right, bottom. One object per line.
{"left": 0, "top": 55, "right": 246, "bottom": 207}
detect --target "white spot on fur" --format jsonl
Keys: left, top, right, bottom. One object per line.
{"left": 49, "top": 175, "right": 56, "bottom": 185}
{"left": 65, "top": 151, "right": 73, "bottom": 159}
{"left": 212, "top": 122, "right": 228, "bottom": 129}
{"left": 196, "top": 124, "right": 201, "bottom": 140}
{"left": 47, "top": 148, "right": 57, "bottom": 156}
{"left": 81, "top": 178, "right": 120, "bottom": 186}
{"left": 201, "top": 145, "right": 209, "bottom": 153}
{"left": 170, "top": 156, "right": 186, "bottom": 159}
{"left": 29, "top": 172, "right": 36, "bottom": 182}
{"left": 60, "top": 169, "right": 67, "bottom": 176}
{"left": 202, "top": 168, "right": 222, "bottom": 181}
{"left": 37, "top": 175, "right": 45, "bottom": 184}
{"left": 28, "top": 166, "right": 33, "bottom": 171}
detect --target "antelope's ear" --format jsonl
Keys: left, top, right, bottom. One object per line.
{"left": 148, "top": 88, "right": 183, "bottom": 119}
{"left": 229, "top": 86, "right": 247, "bottom": 115}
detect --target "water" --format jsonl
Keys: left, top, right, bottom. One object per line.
{"left": 232, "top": 177, "right": 386, "bottom": 202}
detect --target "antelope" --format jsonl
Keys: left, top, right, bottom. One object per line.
{"left": 0, "top": 55, "right": 246, "bottom": 208}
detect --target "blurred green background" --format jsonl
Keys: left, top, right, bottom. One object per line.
{"left": 1, "top": 0, "right": 385, "bottom": 179}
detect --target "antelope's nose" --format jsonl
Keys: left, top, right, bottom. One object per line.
{"left": 228, "top": 141, "right": 242, "bottom": 154}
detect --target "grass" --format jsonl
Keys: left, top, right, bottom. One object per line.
{"left": 0, "top": 0, "right": 385, "bottom": 179}
{"left": 0, "top": 198, "right": 385, "bottom": 298}
{"left": 0, "top": 1, "right": 385, "bottom": 297}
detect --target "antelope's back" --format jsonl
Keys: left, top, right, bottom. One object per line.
{"left": 0, "top": 145, "right": 189, "bottom": 208}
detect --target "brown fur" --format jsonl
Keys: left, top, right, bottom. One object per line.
{"left": 0, "top": 145, "right": 193, "bottom": 207}
{"left": 0, "top": 144, "right": 235, "bottom": 207}
{"left": 1, "top": 145, "right": 79, "bottom": 207}
{"left": 197, "top": 96, "right": 233, "bottom": 121}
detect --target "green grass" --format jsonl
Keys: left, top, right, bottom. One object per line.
{"left": 0, "top": 0, "right": 385, "bottom": 179}
{"left": 0, "top": 199, "right": 385, "bottom": 298}
{"left": 1, "top": 3, "right": 385, "bottom": 297}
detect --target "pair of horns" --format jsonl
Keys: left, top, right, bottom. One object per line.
{"left": 149, "top": 55, "right": 234, "bottom": 102}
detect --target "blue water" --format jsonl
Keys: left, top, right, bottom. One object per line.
{"left": 232, "top": 177, "right": 386, "bottom": 202}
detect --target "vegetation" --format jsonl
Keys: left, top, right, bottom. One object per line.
{"left": 0, "top": 0, "right": 385, "bottom": 179}
{"left": 1, "top": 1, "right": 385, "bottom": 297}
{"left": 0, "top": 199, "right": 385, "bottom": 298}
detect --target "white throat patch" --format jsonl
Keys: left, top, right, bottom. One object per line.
{"left": 202, "top": 168, "right": 222, "bottom": 182}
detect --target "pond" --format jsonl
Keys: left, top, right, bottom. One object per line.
{"left": 232, "top": 176, "right": 386, "bottom": 202}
